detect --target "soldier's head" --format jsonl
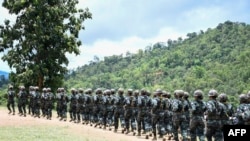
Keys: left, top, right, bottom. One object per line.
{"left": 162, "top": 91, "right": 171, "bottom": 98}
{"left": 61, "top": 87, "right": 65, "bottom": 93}
{"left": 111, "top": 89, "right": 116, "bottom": 95}
{"left": 84, "top": 89, "right": 89, "bottom": 95}
{"left": 35, "top": 86, "right": 39, "bottom": 91}
{"left": 47, "top": 87, "right": 51, "bottom": 92}
{"left": 86, "top": 88, "right": 92, "bottom": 95}
{"left": 140, "top": 88, "right": 146, "bottom": 96}
{"left": 127, "top": 88, "right": 133, "bottom": 96}
{"left": 29, "top": 86, "right": 34, "bottom": 91}
{"left": 58, "top": 88, "right": 63, "bottom": 93}
{"left": 78, "top": 88, "right": 84, "bottom": 94}
{"left": 19, "top": 85, "right": 25, "bottom": 90}
{"left": 118, "top": 88, "right": 124, "bottom": 95}
{"left": 42, "top": 88, "right": 47, "bottom": 93}
{"left": 162, "top": 91, "right": 167, "bottom": 98}
{"left": 193, "top": 89, "right": 203, "bottom": 100}
{"left": 239, "top": 94, "right": 248, "bottom": 104}
{"left": 208, "top": 89, "right": 218, "bottom": 99}
{"left": 133, "top": 90, "right": 139, "bottom": 96}
{"left": 183, "top": 91, "right": 189, "bottom": 99}
{"left": 71, "top": 88, "right": 76, "bottom": 94}
{"left": 174, "top": 90, "right": 184, "bottom": 99}
{"left": 104, "top": 89, "right": 111, "bottom": 96}
{"left": 218, "top": 93, "right": 228, "bottom": 103}
{"left": 154, "top": 89, "right": 163, "bottom": 97}
{"left": 95, "top": 88, "right": 103, "bottom": 95}
{"left": 9, "top": 85, "right": 13, "bottom": 90}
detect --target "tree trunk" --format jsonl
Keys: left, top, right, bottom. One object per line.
{"left": 38, "top": 74, "right": 44, "bottom": 90}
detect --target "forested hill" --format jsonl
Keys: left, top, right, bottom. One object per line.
{"left": 64, "top": 21, "right": 250, "bottom": 98}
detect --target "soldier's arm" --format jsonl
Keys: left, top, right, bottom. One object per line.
{"left": 171, "top": 100, "right": 179, "bottom": 112}
{"left": 190, "top": 101, "right": 196, "bottom": 113}
{"left": 205, "top": 101, "right": 214, "bottom": 113}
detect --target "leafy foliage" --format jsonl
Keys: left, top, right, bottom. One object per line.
{"left": 64, "top": 21, "right": 250, "bottom": 106}
{"left": 0, "top": 0, "right": 92, "bottom": 90}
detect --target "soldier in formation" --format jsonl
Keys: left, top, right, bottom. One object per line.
{"left": 190, "top": 90, "right": 206, "bottom": 141}
{"left": 6, "top": 85, "right": 15, "bottom": 115}
{"left": 205, "top": 89, "right": 224, "bottom": 141}
{"left": 17, "top": 86, "right": 27, "bottom": 117}
{"left": 7, "top": 86, "right": 250, "bottom": 141}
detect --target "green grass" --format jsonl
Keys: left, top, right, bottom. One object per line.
{"left": 0, "top": 125, "right": 90, "bottom": 141}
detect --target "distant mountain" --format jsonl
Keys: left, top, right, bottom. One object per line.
{"left": 0, "top": 70, "right": 9, "bottom": 79}
{"left": 64, "top": 21, "right": 250, "bottom": 101}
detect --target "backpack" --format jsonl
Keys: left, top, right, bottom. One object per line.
{"left": 207, "top": 100, "right": 221, "bottom": 117}
{"left": 172, "top": 99, "right": 183, "bottom": 112}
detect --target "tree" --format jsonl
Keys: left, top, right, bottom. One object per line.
{"left": 0, "top": 0, "right": 92, "bottom": 90}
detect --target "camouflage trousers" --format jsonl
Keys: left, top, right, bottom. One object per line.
{"left": 172, "top": 113, "right": 189, "bottom": 141}
{"left": 137, "top": 109, "right": 147, "bottom": 133}
{"left": 124, "top": 108, "right": 136, "bottom": 131}
{"left": 190, "top": 117, "right": 205, "bottom": 141}
{"left": 205, "top": 120, "right": 223, "bottom": 141}
{"left": 114, "top": 107, "right": 125, "bottom": 130}
{"left": 7, "top": 100, "right": 15, "bottom": 113}
{"left": 18, "top": 99, "right": 27, "bottom": 115}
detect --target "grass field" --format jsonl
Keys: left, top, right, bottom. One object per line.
{"left": 0, "top": 125, "right": 90, "bottom": 141}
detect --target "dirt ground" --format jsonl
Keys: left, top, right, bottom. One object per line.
{"left": 0, "top": 109, "right": 173, "bottom": 141}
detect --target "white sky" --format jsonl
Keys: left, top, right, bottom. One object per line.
{"left": 1, "top": 0, "right": 250, "bottom": 72}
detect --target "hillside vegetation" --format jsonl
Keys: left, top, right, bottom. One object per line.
{"left": 1, "top": 21, "right": 250, "bottom": 106}
{"left": 64, "top": 21, "right": 250, "bottom": 105}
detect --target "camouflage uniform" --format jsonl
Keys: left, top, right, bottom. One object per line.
{"left": 102, "top": 89, "right": 110, "bottom": 129}
{"left": 144, "top": 91, "right": 153, "bottom": 136}
{"left": 55, "top": 88, "right": 62, "bottom": 118}
{"left": 172, "top": 90, "right": 189, "bottom": 141}
{"left": 33, "top": 86, "right": 41, "bottom": 118}
{"left": 28, "top": 86, "right": 35, "bottom": 115}
{"left": 243, "top": 92, "right": 250, "bottom": 125}
{"left": 45, "top": 88, "right": 54, "bottom": 120}
{"left": 218, "top": 93, "right": 234, "bottom": 126}
{"left": 78, "top": 88, "right": 85, "bottom": 123}
{"left": 40, "top": 88, "right": 47, "bottom": 117}
{"left": 83, "top": 88, "right": 93, "bottom": 124}
{"left": 205, "top": 89, "right": 224, "bottom": 141}
{"left": 60, "top": 88, "right": 69, "bottom": 121}
{"left": 190, "top": 90, "right": 206, "bottom": 141}
{"left": 137, "top": 89, "right": 148, "bottom": 136}
{"left": 234, "top": 94, "right": 249, "bottom": 125}
{"left": 75, "top": 89, "right": 81, "bottom": 123}
{"left": 93, "top": 88, "right": 104, "bottom": 127}
{"left": 183, "top": 91, "right": 191, "bottom": 139}
{"left": 109, "top": 89, "right": 117, "bottom": 128}
{"left": 17, "top": 86, "right": 27, "bottom": 117}
{"left": 162, "top": 91, "right": 173, "bottom": 137}
{"left": 132, "top": 90, "right": 139, "bottom": 134}
{"left": 123, "top": 89, "right": 135, "bottom": 134}
{"left": 7, "top": 85, "right": 15, "bottom": 115}
{"left": 69, "top": 88, "right": 79, "bottom": 122}
{"left": 113, "top": 88, "right": 125, "bottom": 132}
{"left": 151, "top": 89, "right": 165, "bottom": 140}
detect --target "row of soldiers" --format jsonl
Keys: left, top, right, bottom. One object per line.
{"left": 6, "top": 85, "right": 250, "bottom": 141}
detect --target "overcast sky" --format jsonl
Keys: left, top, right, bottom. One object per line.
{"left": 1, "top": 0, "right": 250, "bottom": 72}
